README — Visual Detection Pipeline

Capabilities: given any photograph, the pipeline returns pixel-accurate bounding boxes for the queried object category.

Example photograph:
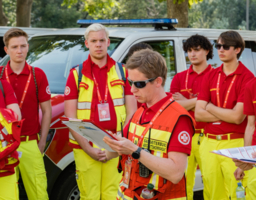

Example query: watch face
[132,152,139,159]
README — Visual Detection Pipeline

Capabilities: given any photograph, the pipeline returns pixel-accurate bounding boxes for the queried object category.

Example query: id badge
[122,159,132,188]
[98,103,111,121]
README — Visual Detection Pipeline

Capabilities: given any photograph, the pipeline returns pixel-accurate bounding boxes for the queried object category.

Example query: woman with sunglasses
[104,49,195,200]
[195,31,254,200]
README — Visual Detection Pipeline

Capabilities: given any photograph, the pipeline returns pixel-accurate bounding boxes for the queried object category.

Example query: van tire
[50,164,80,200]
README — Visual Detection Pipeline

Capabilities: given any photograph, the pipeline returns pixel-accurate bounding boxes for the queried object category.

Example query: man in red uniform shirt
[64,23,137,200]
[2,28,52,200]
[170,34,213,200]
[233,78,256,199]
[104,49,195,200]
[195,31,254,200]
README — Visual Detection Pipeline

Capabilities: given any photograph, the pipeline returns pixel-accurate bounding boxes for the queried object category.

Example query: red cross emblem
[65,86,70,96]
[46,86,51,95]
[178,131,190,145]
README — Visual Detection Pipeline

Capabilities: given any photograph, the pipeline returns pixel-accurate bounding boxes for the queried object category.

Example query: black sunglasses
[128,77,157,89]
[215,43,232,50]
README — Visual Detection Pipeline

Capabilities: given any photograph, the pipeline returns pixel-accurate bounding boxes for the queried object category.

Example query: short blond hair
[84,23,109,40]
[3,28,28,47]
[126,49,167,87]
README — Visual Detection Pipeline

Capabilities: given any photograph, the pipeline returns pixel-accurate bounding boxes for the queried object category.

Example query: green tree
[31,0,84,28]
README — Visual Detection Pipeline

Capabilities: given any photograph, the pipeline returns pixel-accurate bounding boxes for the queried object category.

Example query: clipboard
[60,117,117,152]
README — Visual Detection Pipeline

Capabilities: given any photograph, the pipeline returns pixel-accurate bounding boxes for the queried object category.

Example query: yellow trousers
[246,167,256,200]
[16,139,48,200]
[200,136,248,200]
[0,173,18,200]
[74,148,121,200]
[186,133,206,200]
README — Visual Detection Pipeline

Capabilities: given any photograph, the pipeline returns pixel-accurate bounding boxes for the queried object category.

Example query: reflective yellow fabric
[200,137,248,200]
[16,140,48,200]
[0,172,18,200]
[73,148,121,200]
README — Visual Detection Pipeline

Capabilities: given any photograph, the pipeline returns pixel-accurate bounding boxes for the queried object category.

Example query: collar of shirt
[217,61,245,76]
[189,64,212,75]
[81,54,116,80]
[6,61,30,76]
[141,93,173,115]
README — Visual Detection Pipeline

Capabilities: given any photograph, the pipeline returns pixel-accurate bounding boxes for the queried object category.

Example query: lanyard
[132,97,173,147]
[5,65,32,109]
[216,73,237,108]
[92,73,108,103]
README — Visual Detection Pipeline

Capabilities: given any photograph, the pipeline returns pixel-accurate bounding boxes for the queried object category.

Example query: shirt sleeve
[167,115,194,155]
[197,71,211,102]
[244,81,254,115]
[1,80,18,106]
[237,72,254,103]
[36,68,51,103]
[124,68,132,96]
[64,69,79,100]
[170,74,180,93]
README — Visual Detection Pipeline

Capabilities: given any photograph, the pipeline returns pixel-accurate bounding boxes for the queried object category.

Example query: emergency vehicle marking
[65,86,71,95]
[178,131,190,145]
[46,86,51,95]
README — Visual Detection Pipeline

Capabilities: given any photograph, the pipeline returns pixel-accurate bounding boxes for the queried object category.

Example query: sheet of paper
[212,146,256,164]
[62,120,116,152]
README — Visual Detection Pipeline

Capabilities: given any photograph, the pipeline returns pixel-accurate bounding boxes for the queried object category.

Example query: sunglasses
[215,43,233,50]
[128,77,157,89]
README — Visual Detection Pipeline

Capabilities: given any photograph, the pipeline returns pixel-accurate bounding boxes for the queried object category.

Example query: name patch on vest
[134,137,167,153]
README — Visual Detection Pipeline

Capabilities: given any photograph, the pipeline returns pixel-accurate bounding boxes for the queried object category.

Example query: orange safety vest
[118,100,195,200]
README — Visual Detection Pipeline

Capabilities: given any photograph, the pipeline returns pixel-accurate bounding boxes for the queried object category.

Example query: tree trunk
[167,0,188,28]
[16,0,33,27]
[0,0,8,26]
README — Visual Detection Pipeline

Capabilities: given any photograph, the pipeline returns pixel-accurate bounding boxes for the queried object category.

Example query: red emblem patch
[65,86,70,96]
[178,131,190,145]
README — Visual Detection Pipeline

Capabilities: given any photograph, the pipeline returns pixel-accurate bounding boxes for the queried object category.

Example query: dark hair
[3,28,28,47]
[127,43,153,58]
[217,31,245,59]
[126,49,167,86]
[183,34,213,60]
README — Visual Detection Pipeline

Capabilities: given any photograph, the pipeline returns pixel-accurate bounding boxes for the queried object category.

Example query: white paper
[212,146,256,164]
[62,120,116,152]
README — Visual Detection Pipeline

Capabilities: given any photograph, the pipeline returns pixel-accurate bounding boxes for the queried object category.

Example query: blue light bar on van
[77,18,178,26]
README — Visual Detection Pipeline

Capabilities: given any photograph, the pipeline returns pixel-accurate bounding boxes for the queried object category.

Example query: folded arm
[195,100,220,122]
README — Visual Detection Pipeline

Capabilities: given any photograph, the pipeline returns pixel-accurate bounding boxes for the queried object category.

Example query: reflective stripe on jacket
[118,100,195,200]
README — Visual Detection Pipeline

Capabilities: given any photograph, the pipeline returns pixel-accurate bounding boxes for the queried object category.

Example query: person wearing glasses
[233,76,256,199]
[195,31,254,200]
[170,34,213,200]
[104,49,195,200]
[64,23,137,200]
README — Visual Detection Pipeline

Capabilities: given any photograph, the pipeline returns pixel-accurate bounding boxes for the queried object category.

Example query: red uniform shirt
[198,61,254,135]
[170,65,211,132]
[244,78,256,145]
[65,55,132,133]
[123,93,194,155]
[0,61,51,136]
[0,80,18,108]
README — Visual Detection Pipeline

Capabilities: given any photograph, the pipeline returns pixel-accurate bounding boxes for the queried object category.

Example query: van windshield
[0,35,123,94]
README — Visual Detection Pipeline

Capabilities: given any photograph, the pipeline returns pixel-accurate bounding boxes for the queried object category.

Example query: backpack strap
[116,62,126,82]
[0,81,5,99]
[72,63,83,89]
[0,66,5,79]
[31,67,39,103]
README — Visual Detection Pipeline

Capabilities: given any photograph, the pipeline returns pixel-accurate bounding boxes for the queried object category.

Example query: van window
[123,40,176,92]
[0,37,5,60]
[0,35,123,94]
[184,40,256,75]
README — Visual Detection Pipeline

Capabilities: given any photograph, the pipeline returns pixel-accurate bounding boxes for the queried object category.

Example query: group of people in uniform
[0,23,256,200]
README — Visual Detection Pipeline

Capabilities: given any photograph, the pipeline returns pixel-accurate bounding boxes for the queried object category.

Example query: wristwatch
[132,147,142,159]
